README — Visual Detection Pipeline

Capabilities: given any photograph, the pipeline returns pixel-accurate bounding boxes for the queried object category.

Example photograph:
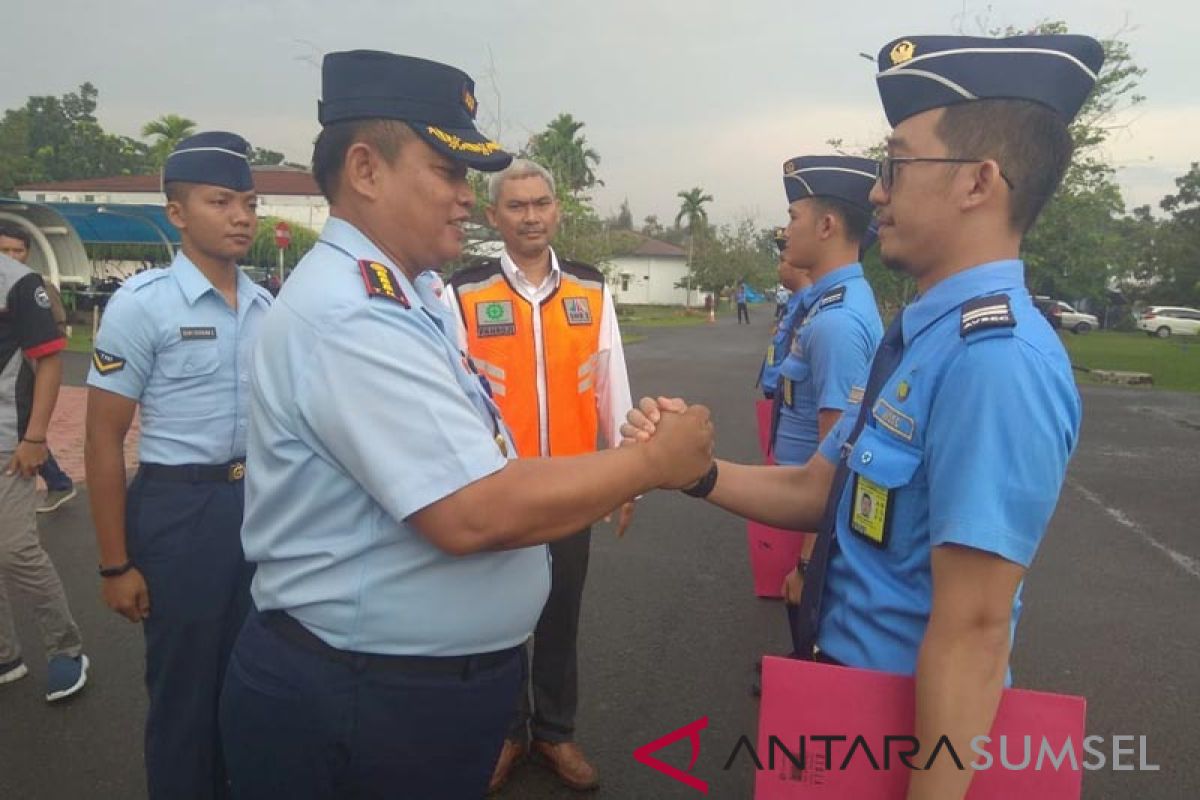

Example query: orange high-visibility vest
[450,259,606,458]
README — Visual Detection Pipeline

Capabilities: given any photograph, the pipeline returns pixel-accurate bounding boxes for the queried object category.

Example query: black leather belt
[260,610,518,678]
[140,460,246,483]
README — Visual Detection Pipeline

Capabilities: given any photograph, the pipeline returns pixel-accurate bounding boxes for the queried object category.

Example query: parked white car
[1136,306,1200,338]
[1054,301,1100,334]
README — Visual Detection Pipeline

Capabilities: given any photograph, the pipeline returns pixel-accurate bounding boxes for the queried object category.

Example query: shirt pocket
[847,424,923,489]
[158,341,220,379]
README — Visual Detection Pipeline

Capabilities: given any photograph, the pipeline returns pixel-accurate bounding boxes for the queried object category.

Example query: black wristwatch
[98,561,135,579]
[682,463,719,498]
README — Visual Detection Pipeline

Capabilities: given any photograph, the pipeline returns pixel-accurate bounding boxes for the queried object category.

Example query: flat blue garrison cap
[319,50,512,172]
[782,155,878,213]
[875,34,1105,127]
[163,131,254,192]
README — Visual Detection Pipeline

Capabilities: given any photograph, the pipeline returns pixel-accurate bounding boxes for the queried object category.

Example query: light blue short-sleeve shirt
[86,254,272,464]
[774,263,882,466]
[816,260,1081,676]
[759,291,807,398]
[242,217,550,656]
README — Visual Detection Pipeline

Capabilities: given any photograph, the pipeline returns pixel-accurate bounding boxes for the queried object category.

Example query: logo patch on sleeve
[817,286,846,310]
[563,297,593,325]
[960,294,1015,337]
[476,300,516,337]
[92,349,126,375]
[358,260,410,308]
[179,326,217,340]
[34,286,51,309]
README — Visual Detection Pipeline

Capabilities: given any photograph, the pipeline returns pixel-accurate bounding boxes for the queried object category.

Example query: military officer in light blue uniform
[218,50,714,800]
[756,228,808,401]
[772,155,883,469]
[85,131,270,800]
[624,32,1103,800]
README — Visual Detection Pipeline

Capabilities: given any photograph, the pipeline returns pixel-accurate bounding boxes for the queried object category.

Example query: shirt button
[184,361,193,371]
[861,451,873,464]
[238,420,247,427]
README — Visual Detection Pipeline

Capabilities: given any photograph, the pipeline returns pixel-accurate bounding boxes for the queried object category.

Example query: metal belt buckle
[228,461,246,482]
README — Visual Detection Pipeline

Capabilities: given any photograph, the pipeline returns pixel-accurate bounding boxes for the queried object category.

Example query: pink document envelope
[756,399,774,461]
[746,521,809,599]
[756,657,1086,799]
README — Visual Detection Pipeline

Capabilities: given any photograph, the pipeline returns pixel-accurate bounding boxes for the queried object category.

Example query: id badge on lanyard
[849,474,893,548]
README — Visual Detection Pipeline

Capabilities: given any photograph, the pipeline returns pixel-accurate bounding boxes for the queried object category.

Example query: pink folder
[746,521,810,599]
[756,399,774,462]
[756,657,1087,799]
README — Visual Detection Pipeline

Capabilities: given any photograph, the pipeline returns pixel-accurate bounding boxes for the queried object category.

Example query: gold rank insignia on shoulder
[495,434,508,457]
[897,381,910,401]
[890,40,916,66]
[92,349,126,374]
[357,259,410,308]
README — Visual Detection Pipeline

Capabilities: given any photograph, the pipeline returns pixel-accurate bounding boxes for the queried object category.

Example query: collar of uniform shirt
[499,247,561,304]
[169,250,270,313]
[808,261,864,300]
[899,259,1024,346]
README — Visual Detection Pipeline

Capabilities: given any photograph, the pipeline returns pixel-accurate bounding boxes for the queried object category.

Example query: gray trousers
[509,527,591,744]
[0,460,83,665]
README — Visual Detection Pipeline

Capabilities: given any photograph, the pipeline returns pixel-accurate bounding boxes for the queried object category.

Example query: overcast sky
[5,0,1197,228]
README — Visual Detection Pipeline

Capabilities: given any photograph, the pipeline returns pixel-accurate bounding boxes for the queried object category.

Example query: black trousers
[127,470,253,800]
[737,302,751,324]
[509,527,591,744]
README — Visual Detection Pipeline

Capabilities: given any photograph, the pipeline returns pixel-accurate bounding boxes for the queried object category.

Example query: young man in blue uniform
[626,33,1102,799]
[218,50,713,800]
[86,132,270,800]
[756,227,808,402]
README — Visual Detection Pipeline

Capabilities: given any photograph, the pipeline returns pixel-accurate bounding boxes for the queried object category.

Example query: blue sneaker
[0,657,28,685]
[46,654,89,702]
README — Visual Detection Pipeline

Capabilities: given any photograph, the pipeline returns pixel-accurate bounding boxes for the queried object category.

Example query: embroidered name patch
[476,300,515,337]
[92,349,126,375]
[563,297,592,325]
[873,398,916,441]
[817,286,847,310]
[960,294,1015,337]
[180,326,217,340]
[358,260,410,308]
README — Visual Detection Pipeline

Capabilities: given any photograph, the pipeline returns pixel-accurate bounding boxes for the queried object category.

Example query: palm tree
[675,188,714,306]
[142,114,197,169]
[527,113,602,196]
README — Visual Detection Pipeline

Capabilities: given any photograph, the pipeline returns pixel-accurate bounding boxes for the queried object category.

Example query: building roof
[628,238,687,258]
[19,167,322,197]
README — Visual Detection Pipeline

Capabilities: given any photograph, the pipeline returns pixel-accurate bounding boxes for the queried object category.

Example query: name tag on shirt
[180,326,217,340]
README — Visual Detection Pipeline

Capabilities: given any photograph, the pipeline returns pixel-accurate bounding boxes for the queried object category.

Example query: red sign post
[273,221,291,284]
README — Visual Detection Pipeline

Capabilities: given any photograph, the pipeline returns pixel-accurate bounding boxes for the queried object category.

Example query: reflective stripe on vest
[453,263,604,457]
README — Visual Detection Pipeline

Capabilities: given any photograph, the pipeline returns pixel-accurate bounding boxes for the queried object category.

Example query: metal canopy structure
[0,198,178,286]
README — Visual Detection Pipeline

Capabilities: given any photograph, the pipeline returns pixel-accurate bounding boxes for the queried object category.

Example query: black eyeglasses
[877,156,1015,192]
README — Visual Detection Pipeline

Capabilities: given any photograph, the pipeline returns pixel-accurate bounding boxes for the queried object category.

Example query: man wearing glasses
[625,33,1103,799]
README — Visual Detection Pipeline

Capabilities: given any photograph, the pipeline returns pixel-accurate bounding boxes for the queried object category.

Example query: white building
[17,166,329,231]
[606,239,692,306]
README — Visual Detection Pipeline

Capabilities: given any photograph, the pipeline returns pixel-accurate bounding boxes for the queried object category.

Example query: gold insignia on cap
[426,126,503,156]
[890,40,916,66]
[462,85,478,116]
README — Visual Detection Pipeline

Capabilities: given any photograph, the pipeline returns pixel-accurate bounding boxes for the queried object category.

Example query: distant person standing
[0,225,76,513]
[735,280,750,324]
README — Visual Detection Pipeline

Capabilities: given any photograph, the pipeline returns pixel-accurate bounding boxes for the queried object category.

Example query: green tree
[142,113,197,169]
[1149,163,1200,305]
[524,113,602,197]
[675,187,714,304]
[249,147,286,166]
[610,198,633,230]
[0,83,150,191]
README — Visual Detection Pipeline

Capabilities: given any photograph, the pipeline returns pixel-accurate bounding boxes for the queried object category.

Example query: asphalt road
[2,314,1198,799]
